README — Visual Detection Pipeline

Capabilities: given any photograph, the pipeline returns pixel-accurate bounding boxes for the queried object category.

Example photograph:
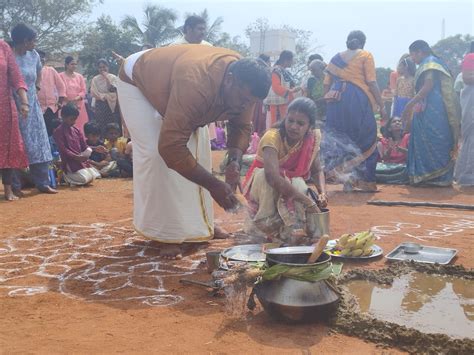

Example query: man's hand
[209,179,240,211]
[93,145,108,154]
[225,160,241,192]
[74,155,89,162]
[95,160,109,168]
[111,51,125,64]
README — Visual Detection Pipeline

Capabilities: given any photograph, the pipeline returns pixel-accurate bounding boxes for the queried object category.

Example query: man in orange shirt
[117,45,271,258]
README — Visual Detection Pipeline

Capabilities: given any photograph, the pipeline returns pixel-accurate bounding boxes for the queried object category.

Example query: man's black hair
[183,15,206,33]
[229,58,271,100]
[84,122,101,136]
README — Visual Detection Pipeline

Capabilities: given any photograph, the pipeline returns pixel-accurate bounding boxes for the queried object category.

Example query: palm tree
[121,4,178,47]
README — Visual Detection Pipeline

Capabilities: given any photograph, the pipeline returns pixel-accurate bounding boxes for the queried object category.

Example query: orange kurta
[119,45,254,174]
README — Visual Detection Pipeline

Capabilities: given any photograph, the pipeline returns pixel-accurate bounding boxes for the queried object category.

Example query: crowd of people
[0,23,132,201]
[251,32,473,193]
[1,16,473,258]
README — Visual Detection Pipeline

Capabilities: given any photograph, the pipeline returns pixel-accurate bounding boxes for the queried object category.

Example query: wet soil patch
[331,261,474,354]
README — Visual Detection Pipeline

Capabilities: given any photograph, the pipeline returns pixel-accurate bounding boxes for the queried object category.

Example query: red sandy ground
[0,151,472,354]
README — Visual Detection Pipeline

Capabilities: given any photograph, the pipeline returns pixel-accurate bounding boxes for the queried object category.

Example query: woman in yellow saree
[242,98,327,245]
[323,31,387,192]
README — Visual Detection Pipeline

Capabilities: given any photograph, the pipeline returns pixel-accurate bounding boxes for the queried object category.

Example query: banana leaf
[261,262,343,282]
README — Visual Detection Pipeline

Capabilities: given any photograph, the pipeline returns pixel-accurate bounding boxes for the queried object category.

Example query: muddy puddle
[331,262,474,354]
[346,272,474,339]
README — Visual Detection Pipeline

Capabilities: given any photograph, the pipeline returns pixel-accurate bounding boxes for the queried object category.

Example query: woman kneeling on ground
[242,97,327,245]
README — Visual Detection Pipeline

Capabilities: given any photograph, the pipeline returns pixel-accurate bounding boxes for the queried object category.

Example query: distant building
[249,29,296,59]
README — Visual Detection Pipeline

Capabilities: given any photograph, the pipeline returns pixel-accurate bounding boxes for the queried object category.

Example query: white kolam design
[0,219,205,307]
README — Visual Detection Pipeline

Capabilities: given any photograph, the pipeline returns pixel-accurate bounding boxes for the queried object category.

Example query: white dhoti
[64,167,101,186]
[117,78,214,244]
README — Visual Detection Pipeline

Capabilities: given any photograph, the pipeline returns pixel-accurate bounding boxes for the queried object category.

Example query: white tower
[249,29,296,59]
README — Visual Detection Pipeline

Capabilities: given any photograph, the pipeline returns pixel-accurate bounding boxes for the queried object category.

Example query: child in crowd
[84,122,119,177]
[104,123,133,177]
[52,103,102,186]
[375,117,410,185]
[393,55,416,129]
[124,140,133,173]
[211,121,227,150]
[378,117,410,164]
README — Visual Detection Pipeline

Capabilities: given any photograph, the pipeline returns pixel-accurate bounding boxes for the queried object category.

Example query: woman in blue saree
[323,31,387,192]
[402,40,460,186]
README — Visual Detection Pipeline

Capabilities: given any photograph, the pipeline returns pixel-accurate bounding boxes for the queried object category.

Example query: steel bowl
[403,242,423,254]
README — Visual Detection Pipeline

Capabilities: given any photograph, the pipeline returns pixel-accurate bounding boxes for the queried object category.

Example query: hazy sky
[92,0,473,68]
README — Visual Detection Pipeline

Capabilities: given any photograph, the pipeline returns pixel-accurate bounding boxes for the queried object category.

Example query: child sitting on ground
[84,122,119,177]
[104,123,133,177]
[377,117,410,164]
[53,103,103,186]
[375,117,410,185]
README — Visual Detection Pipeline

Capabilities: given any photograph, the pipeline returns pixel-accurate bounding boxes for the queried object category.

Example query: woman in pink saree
[59,56,88,134]
[242,98,327,245]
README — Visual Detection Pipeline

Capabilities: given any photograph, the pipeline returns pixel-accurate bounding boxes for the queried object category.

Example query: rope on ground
[367,200,474,211]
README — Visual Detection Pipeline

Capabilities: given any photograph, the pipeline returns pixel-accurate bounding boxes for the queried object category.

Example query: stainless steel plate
[221,244,266,262]
[385,243,457,265]
[324,240,383,260]
[265,246,315,255]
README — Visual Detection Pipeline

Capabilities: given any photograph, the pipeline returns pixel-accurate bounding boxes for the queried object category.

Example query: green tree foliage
[245,17,269,38]
[432,34,473,77]
[121,4,178,47]
[376,67,392,90]
[214,33,250,56]
[282,25,319,82]
[202,10,224,45]
[80,15,140,79]
[0,0,99,54]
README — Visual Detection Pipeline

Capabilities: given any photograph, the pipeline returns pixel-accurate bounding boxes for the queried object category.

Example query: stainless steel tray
[385,242,457,265]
